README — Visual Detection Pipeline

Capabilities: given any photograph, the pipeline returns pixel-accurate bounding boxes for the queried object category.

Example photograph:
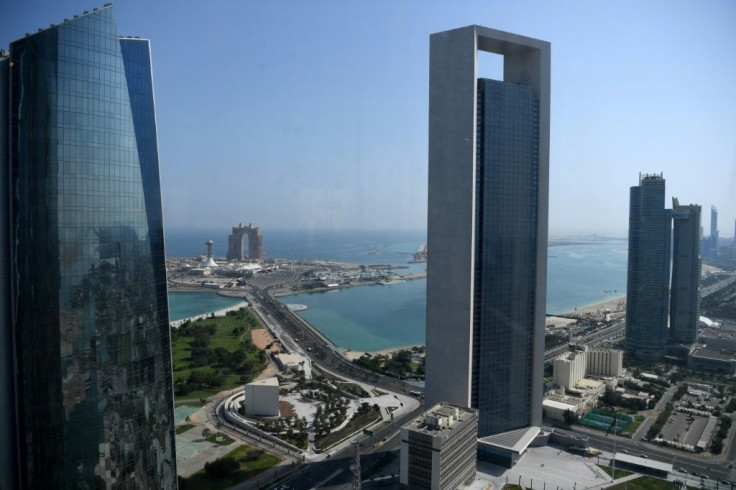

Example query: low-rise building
[400,403,478,490]
[542,399,579,423]
[244,377,280,417]
[274,353,302,371]
[688,328,736,375]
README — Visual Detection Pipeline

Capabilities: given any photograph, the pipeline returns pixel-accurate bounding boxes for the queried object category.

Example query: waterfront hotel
[425,26,550,465]
[0,6,177,488]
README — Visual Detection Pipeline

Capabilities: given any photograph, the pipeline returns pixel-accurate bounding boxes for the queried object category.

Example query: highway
[205,285,426,488]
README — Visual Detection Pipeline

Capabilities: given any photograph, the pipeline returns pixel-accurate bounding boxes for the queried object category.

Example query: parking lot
[659,411,710,447]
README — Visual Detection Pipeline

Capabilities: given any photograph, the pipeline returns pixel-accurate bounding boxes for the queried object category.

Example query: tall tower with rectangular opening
[425,25,550,449]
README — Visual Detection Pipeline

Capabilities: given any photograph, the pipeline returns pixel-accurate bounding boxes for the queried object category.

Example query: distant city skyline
[2,1,734,236]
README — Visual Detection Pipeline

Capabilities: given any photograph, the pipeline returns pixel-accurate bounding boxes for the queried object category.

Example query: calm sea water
[168,292,244,322]
[166,229,628,350]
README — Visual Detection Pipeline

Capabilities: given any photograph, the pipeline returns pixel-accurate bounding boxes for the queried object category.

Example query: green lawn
[176,424,196,435]
[620,415,645,437]
[172,308,266,400]
[596,464,634,479]
[206,432,235,445]
[178,445,281,490]
[605,476,683,490]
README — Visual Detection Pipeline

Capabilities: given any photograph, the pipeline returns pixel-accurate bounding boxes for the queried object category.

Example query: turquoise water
[284,280,426,352]
[168,292,244,321]
[277,240,628,351]
[165,231,628,351]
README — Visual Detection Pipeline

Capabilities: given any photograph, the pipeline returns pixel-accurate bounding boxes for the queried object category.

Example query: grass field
[172,308,266,400]
[176,424,196,435]
[596,464,634,479]
[178,444,281,490]
[605,476,686,490]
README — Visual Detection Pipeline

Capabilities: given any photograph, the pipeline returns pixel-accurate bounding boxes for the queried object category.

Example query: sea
[166,229,628,351]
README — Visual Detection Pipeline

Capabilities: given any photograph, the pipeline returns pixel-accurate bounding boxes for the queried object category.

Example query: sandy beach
[552,295,626,319]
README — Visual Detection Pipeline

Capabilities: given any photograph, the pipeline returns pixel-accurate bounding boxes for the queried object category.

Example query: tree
[563,409,579,426]
[204,456,238,478]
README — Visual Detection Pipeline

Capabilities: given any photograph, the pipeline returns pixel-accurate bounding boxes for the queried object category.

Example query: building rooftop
[613,453,672,473]
[246,377,278,387]
[478,426,540,454]
[403,403,478,441]
[542,399,578,411]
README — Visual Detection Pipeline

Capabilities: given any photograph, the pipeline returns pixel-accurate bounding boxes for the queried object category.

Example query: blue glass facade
[3,6,176,488]
[625,174,672,360]
[472,79,540,436]
[670,202,701,344]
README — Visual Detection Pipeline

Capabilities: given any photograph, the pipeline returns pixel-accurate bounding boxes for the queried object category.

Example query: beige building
[587,349,623,377]
[542,399,580,423]
[400,403,478,489]
[553,348,623,390]
[553,351,586,390]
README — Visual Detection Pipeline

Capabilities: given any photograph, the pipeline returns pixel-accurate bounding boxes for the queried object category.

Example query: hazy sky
[3,1,735,237]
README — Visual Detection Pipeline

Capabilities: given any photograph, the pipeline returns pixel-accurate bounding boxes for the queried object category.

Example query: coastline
[169,300,249,327]
[552,295,626,318]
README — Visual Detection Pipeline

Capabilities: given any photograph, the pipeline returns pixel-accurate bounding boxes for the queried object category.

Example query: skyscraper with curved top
[0,6,176,488]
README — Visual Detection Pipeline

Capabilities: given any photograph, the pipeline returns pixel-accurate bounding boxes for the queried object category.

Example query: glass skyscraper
[0,6,176,488]
[625,173,672,361]
[670,199,701,344]
[425,26,549,464]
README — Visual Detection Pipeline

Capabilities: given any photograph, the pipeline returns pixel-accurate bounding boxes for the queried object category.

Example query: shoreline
[169,300,249,327]
[551,295,626,318]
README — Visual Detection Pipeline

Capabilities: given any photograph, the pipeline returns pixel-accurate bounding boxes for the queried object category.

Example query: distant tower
[709,205,719,257]
[227,222,265,261]
[625,173,672,361]
[204,240,217,268]
[670,199,701,344]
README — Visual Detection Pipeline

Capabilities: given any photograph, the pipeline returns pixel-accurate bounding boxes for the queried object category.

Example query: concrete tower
[425,25,550,462]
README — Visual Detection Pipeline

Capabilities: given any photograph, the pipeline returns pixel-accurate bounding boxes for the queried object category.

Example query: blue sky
[3,0,735,237]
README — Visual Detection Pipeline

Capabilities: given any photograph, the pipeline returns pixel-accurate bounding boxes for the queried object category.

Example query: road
[203,285,426,488]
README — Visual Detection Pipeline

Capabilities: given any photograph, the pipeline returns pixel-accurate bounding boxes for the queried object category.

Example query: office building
[625,173,672,361]
[670,199,701,344]
[425,25,550,461]
[400,403,478,490]
[0,6,176,488]
[711,206,718,243]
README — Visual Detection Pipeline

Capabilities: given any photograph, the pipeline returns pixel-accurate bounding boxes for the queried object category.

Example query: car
[679,468,687,474]
[640,454,648,459]
[702,475,710,480]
